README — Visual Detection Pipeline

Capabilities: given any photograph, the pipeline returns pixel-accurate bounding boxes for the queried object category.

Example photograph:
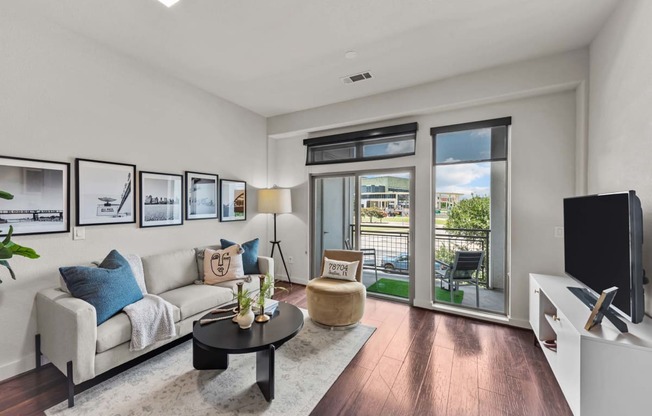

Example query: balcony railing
[349,223,490,286]
[434,228,490,286]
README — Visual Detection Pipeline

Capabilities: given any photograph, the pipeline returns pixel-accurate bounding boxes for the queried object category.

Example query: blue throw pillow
[59,250,144,325]
[221,238,260,275]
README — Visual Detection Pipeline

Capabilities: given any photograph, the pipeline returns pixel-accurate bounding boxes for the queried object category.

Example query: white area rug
[46,312,374,416]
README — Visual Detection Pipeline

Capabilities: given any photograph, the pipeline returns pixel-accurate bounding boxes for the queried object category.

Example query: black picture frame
[220,179,246,222]
[139,171,184,228]
[0,155,70,236]
[75,158,136,226]
[185,171,218,220]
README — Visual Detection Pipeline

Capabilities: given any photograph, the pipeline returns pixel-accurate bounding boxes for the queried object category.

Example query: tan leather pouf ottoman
[306,277,366,328]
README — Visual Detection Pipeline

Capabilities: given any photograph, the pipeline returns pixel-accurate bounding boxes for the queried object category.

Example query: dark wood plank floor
[0,283,572,416]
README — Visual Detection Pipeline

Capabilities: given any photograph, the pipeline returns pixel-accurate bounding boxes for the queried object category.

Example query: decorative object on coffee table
[258,187,293,284]
[76,159,136,226]
[255,274,271,323]
[220,179,246,222]
[233,285,255,329]
[237,303,255,329]
[233,281,244,323]
[139,171,183,228]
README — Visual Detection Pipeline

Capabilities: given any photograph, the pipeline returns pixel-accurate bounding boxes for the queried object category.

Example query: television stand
[529,273,652,415]
[567,286,628,333]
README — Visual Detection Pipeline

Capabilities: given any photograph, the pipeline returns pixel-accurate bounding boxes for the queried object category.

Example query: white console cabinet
[529,274,652,416]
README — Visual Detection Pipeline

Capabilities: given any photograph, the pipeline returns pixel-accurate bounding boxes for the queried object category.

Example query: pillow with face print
[203,244,245,285]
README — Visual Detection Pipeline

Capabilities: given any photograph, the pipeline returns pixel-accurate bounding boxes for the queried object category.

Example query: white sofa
[35,245,273,407]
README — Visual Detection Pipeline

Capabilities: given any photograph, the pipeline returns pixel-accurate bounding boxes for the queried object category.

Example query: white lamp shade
[258,188,292,214]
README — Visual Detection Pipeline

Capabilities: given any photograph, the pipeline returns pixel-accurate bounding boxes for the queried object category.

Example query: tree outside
[361,206,387,223]
[436,195,490,283]
[446,195,490,232]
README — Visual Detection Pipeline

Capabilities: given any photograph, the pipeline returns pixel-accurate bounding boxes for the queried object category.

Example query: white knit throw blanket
[123,294,177,351]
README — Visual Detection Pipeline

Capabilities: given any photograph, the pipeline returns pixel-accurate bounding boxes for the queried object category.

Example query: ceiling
[13,0,618,117]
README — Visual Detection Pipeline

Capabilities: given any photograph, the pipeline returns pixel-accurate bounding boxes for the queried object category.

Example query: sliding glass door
[312,170,414,302]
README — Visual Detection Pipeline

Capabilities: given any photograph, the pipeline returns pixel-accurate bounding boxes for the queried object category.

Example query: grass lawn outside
[367,278,464,304]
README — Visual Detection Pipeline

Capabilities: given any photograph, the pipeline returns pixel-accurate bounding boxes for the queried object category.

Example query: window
[431,117,511,314]
[304,123,417,165]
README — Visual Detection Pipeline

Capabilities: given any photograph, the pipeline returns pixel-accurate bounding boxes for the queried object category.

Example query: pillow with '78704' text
[322,257,359,281]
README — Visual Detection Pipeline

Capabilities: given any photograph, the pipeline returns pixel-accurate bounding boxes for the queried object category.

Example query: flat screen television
[563,191,645,323]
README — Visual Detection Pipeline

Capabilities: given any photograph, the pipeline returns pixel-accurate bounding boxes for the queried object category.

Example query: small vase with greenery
[233,288,255,329]
[0,191,40,283]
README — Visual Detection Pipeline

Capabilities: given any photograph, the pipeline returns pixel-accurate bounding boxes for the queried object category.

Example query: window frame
[304,122,418,166]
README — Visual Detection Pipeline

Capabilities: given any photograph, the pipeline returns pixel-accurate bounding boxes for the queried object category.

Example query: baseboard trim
[276,276,308,285]
[0,354,37,383]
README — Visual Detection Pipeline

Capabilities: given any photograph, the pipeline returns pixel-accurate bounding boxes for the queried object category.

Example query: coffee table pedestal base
[193,339,276,402]
[193,339,229,369]
[256,345,275,401]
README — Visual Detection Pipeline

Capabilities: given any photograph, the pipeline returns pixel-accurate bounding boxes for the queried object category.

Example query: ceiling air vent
[341,71,373,85]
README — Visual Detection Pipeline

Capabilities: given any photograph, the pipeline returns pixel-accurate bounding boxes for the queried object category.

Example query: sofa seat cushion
[159,285,232,321]
[96,305,181,353]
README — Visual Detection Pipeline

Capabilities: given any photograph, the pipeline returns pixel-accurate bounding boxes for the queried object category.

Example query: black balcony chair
[440,251,484,308]
[345,239,378,283]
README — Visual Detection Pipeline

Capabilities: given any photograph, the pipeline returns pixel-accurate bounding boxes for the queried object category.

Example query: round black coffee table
[192,302,304,402]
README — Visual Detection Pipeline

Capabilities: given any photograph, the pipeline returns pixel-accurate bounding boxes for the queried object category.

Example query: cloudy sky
[435,128,494,198]
[359,127,504,198]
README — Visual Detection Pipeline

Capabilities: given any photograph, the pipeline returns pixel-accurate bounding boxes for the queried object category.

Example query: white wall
[268,49,588,138]
[0,11,268,380]
[589,0,652,316]
[269,87,579,327]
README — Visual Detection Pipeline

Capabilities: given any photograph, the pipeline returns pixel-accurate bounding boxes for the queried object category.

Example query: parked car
[381,253,448,277]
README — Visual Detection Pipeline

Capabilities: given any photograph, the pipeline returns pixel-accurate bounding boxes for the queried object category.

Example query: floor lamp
[258,188,292,285]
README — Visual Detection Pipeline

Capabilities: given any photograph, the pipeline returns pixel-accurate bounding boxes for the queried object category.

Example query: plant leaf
[2,225,14,245]
[10,244,40,259]
[0,260,16,281]
[0,190,14,200]
[0,245,13,260]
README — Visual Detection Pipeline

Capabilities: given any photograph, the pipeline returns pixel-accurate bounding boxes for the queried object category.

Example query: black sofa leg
[35,334,41,369]
[67,361,75,408]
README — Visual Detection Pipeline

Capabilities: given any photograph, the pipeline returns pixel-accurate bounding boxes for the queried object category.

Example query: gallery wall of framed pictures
[0,154,248,235]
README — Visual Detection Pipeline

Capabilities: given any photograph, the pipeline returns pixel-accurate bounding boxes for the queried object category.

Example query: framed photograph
[139,171,183,228]
[76,159,136,226]
[584,286,619,331]
[185,171,218,220]
[0,156,70,236]
[220,179,246,222]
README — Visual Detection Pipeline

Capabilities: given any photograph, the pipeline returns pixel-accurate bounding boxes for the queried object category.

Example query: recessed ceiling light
[157,0,181,7]
[345,50,358,59]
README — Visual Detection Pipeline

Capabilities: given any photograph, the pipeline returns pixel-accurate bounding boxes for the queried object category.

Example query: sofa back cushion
[141,248,198,295]
[194,244,220,281]
[203,245,245,285]
[221,238,260,275]
[59,250,144,325]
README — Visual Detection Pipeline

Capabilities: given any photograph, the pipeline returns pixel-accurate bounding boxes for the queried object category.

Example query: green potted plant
[233,288,255,329]
[0,191,40,283]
